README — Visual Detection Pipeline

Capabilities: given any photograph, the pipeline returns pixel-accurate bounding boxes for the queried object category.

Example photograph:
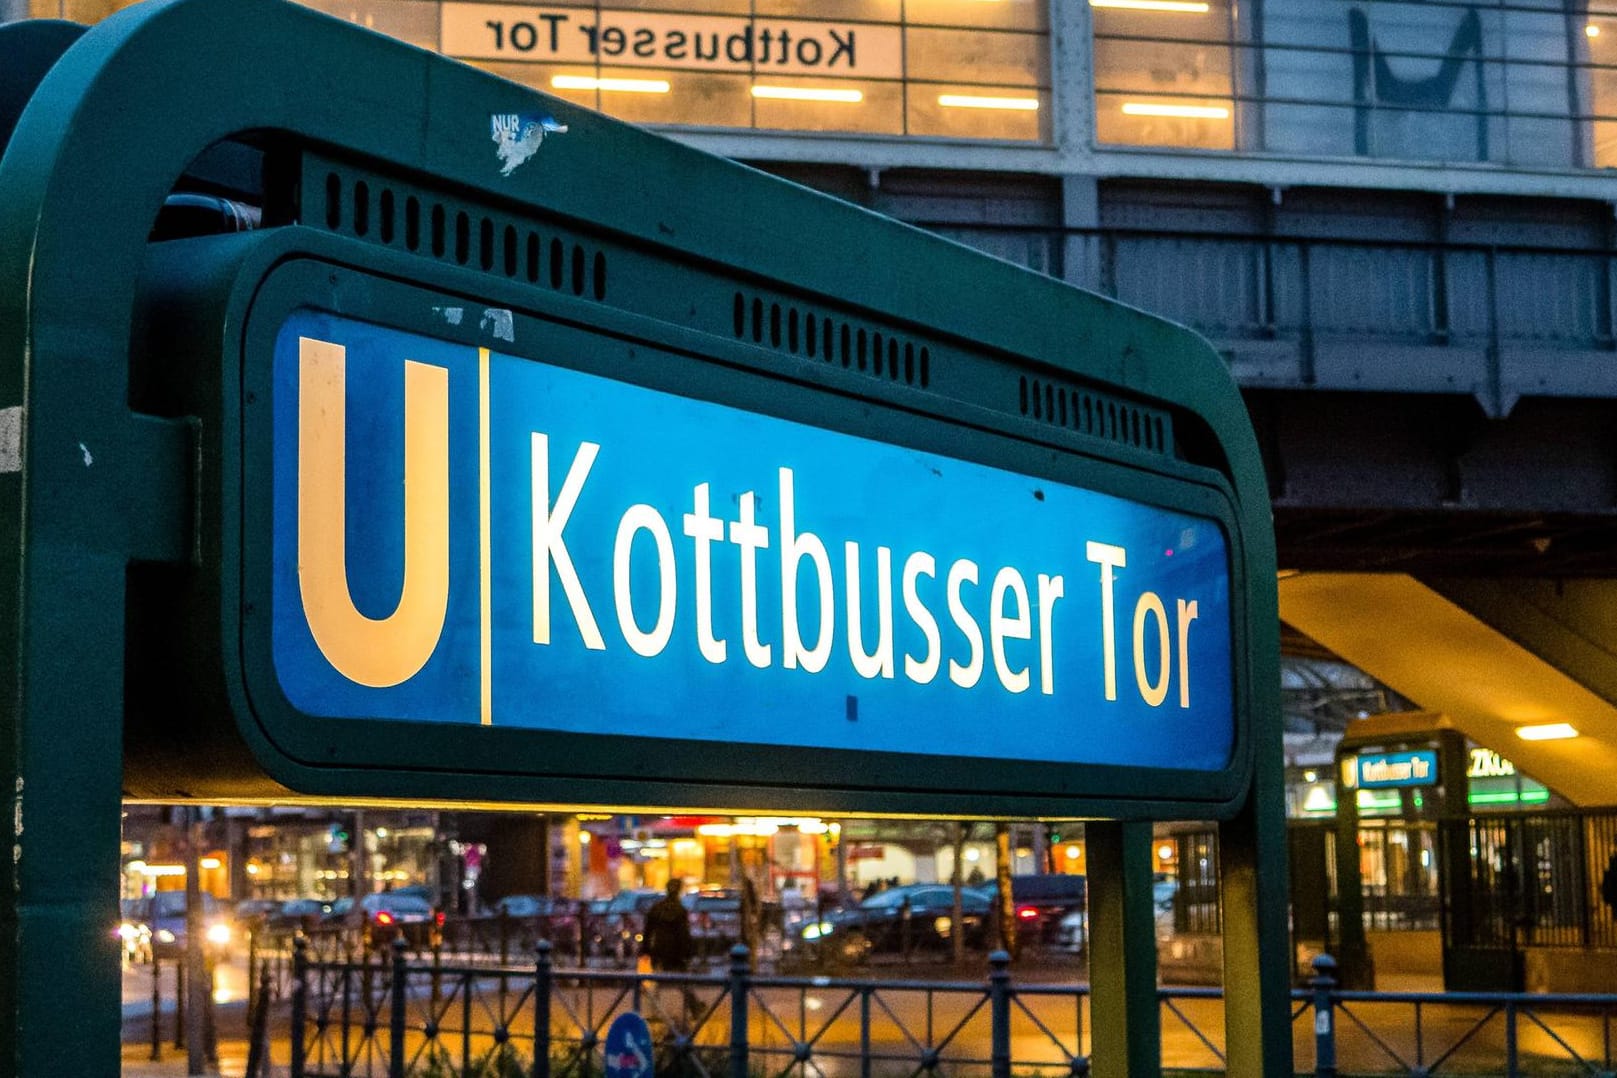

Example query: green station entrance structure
[0,1,1287,1073]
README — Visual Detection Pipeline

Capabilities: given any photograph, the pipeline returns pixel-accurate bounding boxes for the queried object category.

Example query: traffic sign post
[603,1011,655,1078]
[0,1,1289,1073]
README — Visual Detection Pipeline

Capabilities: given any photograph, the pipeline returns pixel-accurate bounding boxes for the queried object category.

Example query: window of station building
[438,0,1049,142]
[1090,0,1238,152]
[1092,0,1617,171]
[1590,10,1617,166]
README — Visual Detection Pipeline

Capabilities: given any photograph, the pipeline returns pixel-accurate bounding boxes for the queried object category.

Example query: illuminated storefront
[1285,729,1571,945]
[578,816,833,896]
[1290,743,1558,822]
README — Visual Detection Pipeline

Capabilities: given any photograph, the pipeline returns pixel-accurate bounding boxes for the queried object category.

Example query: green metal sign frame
[0,0,1291,1073]
[133,232,1252,817]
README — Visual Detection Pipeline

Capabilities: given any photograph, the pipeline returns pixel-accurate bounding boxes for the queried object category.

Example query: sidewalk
[120,1038,262,1078]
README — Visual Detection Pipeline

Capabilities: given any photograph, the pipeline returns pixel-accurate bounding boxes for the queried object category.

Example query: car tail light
[1016,906,1039,921]
[376,911,394,926]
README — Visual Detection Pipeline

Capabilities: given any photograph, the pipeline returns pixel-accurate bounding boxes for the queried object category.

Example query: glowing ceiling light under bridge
[1121,102,1230,119]
[1092,0,1211,11]
[551,75,670,94]
[1515,722,1579,741]
[938,94,1039,111]
[752,85,864,103]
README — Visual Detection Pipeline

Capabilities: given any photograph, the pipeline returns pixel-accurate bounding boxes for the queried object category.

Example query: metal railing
[926,221,1617,416]
[273,940,1617,1078]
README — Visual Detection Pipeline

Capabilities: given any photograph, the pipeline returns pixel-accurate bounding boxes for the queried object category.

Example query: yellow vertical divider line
[480,347,493,725]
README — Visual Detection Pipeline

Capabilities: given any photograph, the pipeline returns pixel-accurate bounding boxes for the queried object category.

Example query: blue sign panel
[1357,751,1439,789]
[603,1012,654,1078]
[270,311,1235,770]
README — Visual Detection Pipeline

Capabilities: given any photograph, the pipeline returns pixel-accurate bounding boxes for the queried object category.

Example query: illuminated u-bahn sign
[272,311,1234,771]
[1352,750,1439,789]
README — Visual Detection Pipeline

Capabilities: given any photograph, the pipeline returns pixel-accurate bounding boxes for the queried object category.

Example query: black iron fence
[261,939,1617,1078]
[1448,809,1617,953]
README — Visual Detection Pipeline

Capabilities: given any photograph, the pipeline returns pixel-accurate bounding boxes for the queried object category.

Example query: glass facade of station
[22,0,1617,167]
[311,0,1617,167]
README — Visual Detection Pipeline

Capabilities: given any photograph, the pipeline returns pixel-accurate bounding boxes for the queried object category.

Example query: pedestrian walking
[641,879,698,1029]
[643,879,694,972]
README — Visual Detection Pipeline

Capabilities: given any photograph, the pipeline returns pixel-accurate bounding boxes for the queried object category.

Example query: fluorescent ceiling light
[1515,722,1579,741]
[938,94,1040,111]
[752,85,864,103]
[551,75,670,94]
[1470,789,1551,805]
[1121,102,1230,119]
[1092,0,1211,11]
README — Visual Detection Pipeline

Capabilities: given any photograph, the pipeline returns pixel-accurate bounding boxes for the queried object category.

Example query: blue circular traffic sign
[603,1011,654,1078]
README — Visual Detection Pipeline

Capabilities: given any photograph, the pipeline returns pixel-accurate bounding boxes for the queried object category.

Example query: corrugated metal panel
[1111,235,1262,335]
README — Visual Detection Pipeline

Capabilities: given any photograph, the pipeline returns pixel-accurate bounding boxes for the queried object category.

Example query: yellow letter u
[297,336,451,687]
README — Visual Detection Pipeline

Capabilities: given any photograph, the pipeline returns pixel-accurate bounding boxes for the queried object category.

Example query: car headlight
[155,929,176,944]
[118,922,139,941]
[800,921,835,941]
[206,923,232,946]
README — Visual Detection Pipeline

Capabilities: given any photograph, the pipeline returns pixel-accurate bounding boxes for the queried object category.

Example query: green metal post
[1220,782,1298,1074]
[0,13,192,1074]
[0,23,100,1078]
[988,950,1012,1078]
[729,944,750,1078]
[1086,821,1160,1078]
[1217,491,1292,1072]
[1332,746,1372,989]
[1437,727,1477,991]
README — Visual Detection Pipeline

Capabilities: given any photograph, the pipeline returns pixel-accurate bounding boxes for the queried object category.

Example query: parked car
[1056,907,1084,953]
[972,874,1088,945]
[268,897,332,934]
[233,898,281,933]
[588,888,663,963]
[1151,877,1179,936]
[494,894,572,918]
[357,891,443,950]
[800,884,990,963]
[145,891,233,961]
[1057,877,1176,954]
[684,888,742,956]
[117,898,152,964]
[483,894,583,953]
